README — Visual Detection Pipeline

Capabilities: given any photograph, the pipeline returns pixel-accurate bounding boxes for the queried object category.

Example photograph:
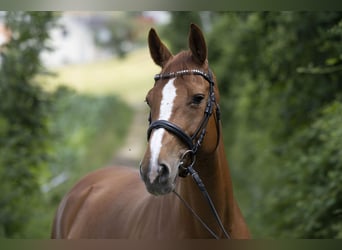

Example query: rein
[147,69,230,239]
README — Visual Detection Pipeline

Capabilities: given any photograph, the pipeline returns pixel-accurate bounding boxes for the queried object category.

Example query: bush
[23,87,132,238]
[267,101,342,238]
[0,12,56,237]
[0,12,133,238]
[206,12,342,238]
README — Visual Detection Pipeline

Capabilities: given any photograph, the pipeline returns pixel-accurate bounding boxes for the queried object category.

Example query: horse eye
[192,94,205,105]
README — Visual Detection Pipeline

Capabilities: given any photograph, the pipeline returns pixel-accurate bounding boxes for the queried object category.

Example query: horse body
[52,166,183,238]
[51,24,250,239]
[52,148,248,238]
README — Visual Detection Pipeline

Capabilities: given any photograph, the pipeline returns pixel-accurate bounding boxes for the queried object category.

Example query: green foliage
[206,12,342,238]
[47,87,132,195]
[267,101,342,238]
[160,12,202,52]
[0,12,133,238]
[0,12,56,237]
[23,87,132,238]
[92,12,151,58]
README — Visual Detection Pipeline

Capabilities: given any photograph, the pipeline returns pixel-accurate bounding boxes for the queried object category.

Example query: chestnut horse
[51,24,250,239]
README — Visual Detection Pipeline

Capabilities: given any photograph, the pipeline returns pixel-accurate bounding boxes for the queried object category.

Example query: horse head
[140,24,221,196]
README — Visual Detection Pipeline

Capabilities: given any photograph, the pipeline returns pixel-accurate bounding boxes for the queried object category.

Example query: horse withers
[51,24,250,239]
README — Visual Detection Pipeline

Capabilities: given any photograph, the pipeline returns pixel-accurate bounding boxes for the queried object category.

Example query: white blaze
[149,79,177,182]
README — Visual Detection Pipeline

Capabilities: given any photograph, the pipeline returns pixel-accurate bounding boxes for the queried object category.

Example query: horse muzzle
[140,161,178,196]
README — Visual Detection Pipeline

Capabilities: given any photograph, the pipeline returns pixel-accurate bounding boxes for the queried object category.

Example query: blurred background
[0,11,341,238]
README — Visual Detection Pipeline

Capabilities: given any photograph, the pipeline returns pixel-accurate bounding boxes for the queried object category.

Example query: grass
[41,48,160,106]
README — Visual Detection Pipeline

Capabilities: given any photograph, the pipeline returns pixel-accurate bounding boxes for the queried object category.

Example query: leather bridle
[147,69,221,177]
[146,69,230,239]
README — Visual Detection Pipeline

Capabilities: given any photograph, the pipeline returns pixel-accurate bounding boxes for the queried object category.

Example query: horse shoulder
[52,166,144,238]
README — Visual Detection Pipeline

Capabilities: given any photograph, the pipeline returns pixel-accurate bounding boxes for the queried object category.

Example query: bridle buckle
[178,150,196,177]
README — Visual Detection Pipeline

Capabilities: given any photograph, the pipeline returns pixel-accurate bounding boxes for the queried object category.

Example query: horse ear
[189,23,207,65]
[148,28,172,67]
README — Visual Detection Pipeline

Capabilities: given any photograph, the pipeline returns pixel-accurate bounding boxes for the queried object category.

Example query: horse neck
[177,135,235,236]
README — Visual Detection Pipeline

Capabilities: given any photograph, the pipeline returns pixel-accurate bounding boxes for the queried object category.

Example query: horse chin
[146,173,178,196]
[147,184,174,196]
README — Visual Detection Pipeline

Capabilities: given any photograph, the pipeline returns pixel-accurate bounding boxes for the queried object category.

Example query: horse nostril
[157,163,170,184]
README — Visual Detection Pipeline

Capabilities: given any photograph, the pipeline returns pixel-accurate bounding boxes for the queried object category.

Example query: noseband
[147,69,221,176]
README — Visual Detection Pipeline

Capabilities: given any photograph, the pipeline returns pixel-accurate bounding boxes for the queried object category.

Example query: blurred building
[0,11,170,68]
[41,12,114,68]
[40,12,169,68]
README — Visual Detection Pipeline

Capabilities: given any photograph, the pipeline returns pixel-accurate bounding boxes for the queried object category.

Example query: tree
[160,12,202,53]
[207,12,342,238]
[0,11,56,237]
[92,12,150,58]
